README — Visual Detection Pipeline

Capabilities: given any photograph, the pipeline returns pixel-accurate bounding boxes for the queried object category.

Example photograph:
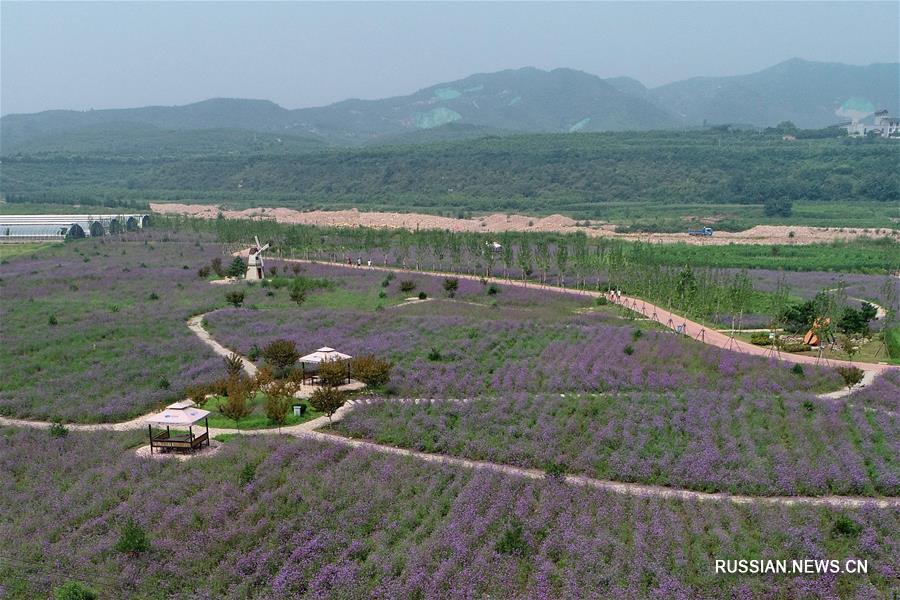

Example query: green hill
[3,121,325,158]
[651,58,900,128]
[3,130,897,226]
[3,60,897,151]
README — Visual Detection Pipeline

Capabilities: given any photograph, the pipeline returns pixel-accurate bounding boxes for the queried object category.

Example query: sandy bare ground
[151,202,897,246]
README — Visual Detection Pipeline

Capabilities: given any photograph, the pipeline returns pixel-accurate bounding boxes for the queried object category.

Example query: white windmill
[246,236,270,280]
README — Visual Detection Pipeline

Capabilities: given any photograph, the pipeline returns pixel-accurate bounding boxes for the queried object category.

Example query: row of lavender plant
[205,307,843,398]
[0,234,228,421]
[0,233,584,421]
[336,391,898,497]
[0,428,896,598]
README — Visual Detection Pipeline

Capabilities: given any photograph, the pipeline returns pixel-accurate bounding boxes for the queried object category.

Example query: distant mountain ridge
[2,59,898,151]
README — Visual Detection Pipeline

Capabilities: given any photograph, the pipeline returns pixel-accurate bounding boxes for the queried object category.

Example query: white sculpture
[246,236,270,280]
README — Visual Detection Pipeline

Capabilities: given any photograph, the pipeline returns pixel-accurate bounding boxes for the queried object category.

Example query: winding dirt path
[268,258,898,378]
[187,314,258,376]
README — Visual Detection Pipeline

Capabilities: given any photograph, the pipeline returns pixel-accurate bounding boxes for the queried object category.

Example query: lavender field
[335,392,899,496]
[205,305,843,398]
[1,236,583,421]
[0,234,226,421]
[1,428,897,599]
[2,230,897,600]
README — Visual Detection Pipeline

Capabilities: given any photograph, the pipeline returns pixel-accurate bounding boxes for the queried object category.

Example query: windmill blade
[254,235,262,249]
[259,243,271,252]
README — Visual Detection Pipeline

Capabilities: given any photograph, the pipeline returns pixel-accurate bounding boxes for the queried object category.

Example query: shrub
[780,342,811,353]
[211,257,224,277]
[262,339,299,373]
[185,384,209,407]
[443,277,459,295]
[53,582,98,600]
[632,329,643,340]
[750,332,772,346]
[308,386,347,419]
[115,518,150,555]
[48,314,58,325]
[198,265,211,278]
[378,290,386,299]
[207,377,229,397]
[289,283,307,307]
[223,353,244,377]
[351,355,392,387]
[226,256,246,278]
[545,462,567,479]
[148,292,159,300]
[495,519,528,556]
[399,280,416,292]
[428,348,442,361]
[791,364,805,377]
[224,290,245,307]
[239,463,256,486]
[832,515,863,538]
[319,359,349,387]
[49,421,68,438]
[381,277,391,288]
[248,344,261,362]
[836,366,865,391]
[623,345,634,355]
[418,291,427,300]
[487,283,500,295]
[595,296,607,306]
[158,377,170,390]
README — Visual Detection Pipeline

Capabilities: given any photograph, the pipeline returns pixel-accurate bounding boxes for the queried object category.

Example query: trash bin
[292,404,307,416]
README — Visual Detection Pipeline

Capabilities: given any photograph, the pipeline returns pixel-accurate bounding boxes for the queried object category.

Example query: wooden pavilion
[147,401,211,454]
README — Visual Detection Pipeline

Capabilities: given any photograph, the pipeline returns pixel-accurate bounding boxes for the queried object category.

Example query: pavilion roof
[147,404,210,426]
[299,347,352,363]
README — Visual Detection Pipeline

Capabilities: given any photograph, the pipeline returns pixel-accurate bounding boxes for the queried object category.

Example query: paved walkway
[276,258,897,377]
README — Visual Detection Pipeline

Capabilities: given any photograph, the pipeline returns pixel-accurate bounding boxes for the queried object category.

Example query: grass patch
[203,392,322,430]
[0,242,58,259]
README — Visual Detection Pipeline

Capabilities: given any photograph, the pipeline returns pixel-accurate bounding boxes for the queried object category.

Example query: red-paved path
[270,256,897,375]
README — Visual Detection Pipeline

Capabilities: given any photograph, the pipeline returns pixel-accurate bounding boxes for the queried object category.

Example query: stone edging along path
[2,304,897,509]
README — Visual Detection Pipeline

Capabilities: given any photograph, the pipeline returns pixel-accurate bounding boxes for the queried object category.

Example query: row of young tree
[162,216,897,333]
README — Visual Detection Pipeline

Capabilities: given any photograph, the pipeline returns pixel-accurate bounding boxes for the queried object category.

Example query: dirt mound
[151,203,897,246]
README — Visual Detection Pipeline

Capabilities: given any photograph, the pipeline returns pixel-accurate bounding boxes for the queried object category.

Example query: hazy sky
[2,1,898,115]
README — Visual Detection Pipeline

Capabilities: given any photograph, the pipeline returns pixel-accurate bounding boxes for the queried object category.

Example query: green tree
[308,386,347,420]
[226,256,247,278]
[220,376,253,429]
[223,352,244,377]
[264,380,292,426]
[262,339,299,373]
[289,282,307,306]
[224,290,245,307]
